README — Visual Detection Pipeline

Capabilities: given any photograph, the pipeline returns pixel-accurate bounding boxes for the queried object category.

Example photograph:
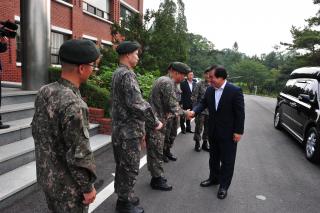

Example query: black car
[274,67,320,163]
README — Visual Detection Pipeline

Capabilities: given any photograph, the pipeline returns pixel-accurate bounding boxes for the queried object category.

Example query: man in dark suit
[180,71,197,133]
[188,66,245,199]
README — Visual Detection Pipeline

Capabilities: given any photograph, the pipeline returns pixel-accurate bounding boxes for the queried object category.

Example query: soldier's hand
[83,187,96,205]
[155,121,163,130]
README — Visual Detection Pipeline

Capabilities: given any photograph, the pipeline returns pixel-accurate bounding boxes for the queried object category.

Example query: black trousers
[209,136,237,190]
[180,115,191,131]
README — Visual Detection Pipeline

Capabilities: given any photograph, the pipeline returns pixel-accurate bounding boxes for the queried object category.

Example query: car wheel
[305,127,320,163]
[274,109,282,130]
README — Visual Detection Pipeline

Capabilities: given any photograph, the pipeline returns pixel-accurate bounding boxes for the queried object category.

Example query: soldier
[146,62,191,191]
[191,65,216,152]
[32,39,100,213]
[163,79,182,162]
[111,41,163,213]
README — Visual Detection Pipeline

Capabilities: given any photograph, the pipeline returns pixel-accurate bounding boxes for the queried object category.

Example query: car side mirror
[298,94,311,103]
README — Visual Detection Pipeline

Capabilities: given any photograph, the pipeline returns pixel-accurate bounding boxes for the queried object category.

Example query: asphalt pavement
[3,95,320,213]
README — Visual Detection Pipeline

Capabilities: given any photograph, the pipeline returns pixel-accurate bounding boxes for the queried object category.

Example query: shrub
[48,66,62,82]
[80,82,110,117]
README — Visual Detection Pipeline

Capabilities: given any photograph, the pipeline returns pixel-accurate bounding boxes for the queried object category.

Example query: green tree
[231,59,269,93]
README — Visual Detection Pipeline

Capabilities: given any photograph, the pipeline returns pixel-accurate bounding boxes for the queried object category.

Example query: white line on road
[89,122,186,212]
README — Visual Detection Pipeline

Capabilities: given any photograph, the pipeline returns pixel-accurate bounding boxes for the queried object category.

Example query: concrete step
[1,89,37,106]
[0,117,100,146]
[0,137,34,175]
[0,134,111,209]
[0,102,35,122]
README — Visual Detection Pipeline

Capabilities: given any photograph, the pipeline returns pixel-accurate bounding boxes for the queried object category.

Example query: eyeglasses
[86,63,98,69]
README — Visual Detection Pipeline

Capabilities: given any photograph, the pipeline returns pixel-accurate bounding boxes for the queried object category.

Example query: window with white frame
[51,32,70,64]
[83,0,110,20]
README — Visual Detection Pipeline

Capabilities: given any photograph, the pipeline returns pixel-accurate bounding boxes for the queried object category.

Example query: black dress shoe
[181,129,186,134]
[200,179,219,187]
[150,177,173,191]
[201,141,210,152]
[217,187,228,199]
[186,129,194,133]
[116,199,144,213]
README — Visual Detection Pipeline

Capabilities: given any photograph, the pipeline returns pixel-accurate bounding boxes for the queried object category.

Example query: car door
[279,79,298,130]
[291,79,318,137]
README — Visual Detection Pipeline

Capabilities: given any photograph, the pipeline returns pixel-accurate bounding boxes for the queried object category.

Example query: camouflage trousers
[146,128,166,178]
[193,114,209,142]
[164,116,179,150]
[112,137,141,201]
[45,192,88,213]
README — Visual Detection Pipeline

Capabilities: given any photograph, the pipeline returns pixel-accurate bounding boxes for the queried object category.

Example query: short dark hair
[204,64,217,73]
[214,67,228,79]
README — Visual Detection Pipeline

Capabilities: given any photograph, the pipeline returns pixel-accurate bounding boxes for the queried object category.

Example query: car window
[282,79,296,96]
[290,80,307,98]
[304,80,318,104]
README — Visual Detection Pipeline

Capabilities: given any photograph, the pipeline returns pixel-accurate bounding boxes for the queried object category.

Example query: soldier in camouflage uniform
[32,39,100,213]
[111,41,163,213]
[191,65,216,152]
[163,82,182,162]
[146,62,191,191]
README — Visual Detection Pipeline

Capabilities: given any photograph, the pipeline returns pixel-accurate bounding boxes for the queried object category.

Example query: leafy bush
[48,66,62,82]
[48,66,111,117]
[137,72,157,99]
[99,47,118,68]
[80,82,110,117]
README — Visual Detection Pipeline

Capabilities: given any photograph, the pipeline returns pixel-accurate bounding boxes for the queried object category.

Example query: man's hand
[185,110,195,120]
[155,121,163,130]
[233,133,242,143]
[83,187,96,205]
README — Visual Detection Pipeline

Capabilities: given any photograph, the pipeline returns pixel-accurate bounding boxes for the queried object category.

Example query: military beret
[116,41,141,55]
[169,62,191,74]
[59,39,100,64]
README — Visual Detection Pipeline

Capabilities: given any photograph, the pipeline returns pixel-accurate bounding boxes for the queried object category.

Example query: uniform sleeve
[191,83,200,106]
[123,72,159,129]
[193,87,209,115]
[61,102,97,193]
[161,82,180,117]
[233,87,245,134]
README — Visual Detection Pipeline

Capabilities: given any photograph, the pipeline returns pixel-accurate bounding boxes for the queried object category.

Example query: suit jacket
[180,79,197,110]
[193,82,245,141]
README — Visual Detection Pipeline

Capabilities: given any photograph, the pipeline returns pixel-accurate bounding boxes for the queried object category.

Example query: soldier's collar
[58,78,81,96]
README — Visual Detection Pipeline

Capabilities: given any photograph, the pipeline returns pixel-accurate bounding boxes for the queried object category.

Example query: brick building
[0,0,143,82]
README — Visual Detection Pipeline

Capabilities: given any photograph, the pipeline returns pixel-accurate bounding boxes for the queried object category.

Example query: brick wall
[0,0,142,83]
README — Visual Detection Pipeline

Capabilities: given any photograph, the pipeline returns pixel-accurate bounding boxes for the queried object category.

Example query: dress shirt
[214,80,227,110]
[188,80,193,92]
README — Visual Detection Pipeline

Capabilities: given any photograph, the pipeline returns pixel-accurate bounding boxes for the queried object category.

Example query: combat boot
[116,199,144,213]
[165,148,177,161]
[194,140,201,152]
[163,154,169,163]
[201,140,210,152]
[150,177,173,191]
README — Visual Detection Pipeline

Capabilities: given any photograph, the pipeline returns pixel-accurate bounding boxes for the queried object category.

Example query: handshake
[185,109,195,120]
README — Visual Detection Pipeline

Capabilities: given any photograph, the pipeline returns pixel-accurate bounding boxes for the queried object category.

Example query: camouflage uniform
[111,64,159,201]
[191,80,210,142]
[32,79,96,213]
[146,76,183,177]
[164,83,181,150]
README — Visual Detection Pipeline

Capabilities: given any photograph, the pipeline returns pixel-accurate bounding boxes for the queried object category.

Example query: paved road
[3,95,320,213]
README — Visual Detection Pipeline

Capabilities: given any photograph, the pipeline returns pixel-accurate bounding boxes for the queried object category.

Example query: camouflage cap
[116,41,141,55]
[169,62,191,74]
[59,39,100,64]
